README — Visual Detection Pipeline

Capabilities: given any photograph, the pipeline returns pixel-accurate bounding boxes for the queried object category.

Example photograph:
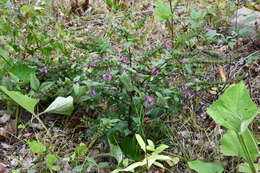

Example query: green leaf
[39,82,54,92]
[135,134,146,152]
[120,136,142,161]
[120,72,133,92]
[188,160,224,173]
[153,0,177,21]
[44,96,74,115]
[207,81,260,133]
[75,143,87,157]
[220,129,259,161]
[0,45,9,58]
[108,137,123,164]
[9,63,35,84]
[45,154,60,171]
[27,140,46,154]
[154,144,169,154]
[146,139,155,151]
[0,86,39,114]
[238,163,260,173]
[30,73,40,91]
[112,159,147,173]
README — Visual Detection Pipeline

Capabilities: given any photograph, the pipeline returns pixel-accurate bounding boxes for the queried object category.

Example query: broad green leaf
[146,139,155,151]
[238,163,260,173]
[108,137,123,164]
[0,86,39,114]
[153,0,178,21]
[9,63,35,84]
[120,136,142,161]
[39,82,54,92]
[30,73,40,91]
[27,140,46,154]
[75,143,87,157]
[0,45,8,58]
[220,129,258,161]
[153,161,164,168]
[154,144,169,154]
[207,81,260,133]
[44,96,74,115]
[188,160,224,173]
[147,157,156,169]
[135,134,146,152]
[122,159,146,172]
[148,154,172,161]
[45,154,60,171]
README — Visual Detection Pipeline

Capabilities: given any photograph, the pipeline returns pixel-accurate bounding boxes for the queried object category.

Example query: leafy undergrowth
[0,0,259,172]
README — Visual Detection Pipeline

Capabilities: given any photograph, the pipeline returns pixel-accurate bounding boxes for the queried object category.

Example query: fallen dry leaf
[0,120,17,141]
[0,163,6,173]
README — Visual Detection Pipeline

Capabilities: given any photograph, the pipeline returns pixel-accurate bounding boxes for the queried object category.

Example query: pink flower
[207,27,212,32]
[178,59,186,64]
[182,106,189,110]
[185,93,193,99]
[39,67,48,74]
[150,67,159,75]
[103,73,112,80]
[118,54,128,64]
[89,89,96,95]
[145,96,155,105]
[163,42,171,49]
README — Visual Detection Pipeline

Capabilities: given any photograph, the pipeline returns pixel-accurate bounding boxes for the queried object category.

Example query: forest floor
[0,0,259,173]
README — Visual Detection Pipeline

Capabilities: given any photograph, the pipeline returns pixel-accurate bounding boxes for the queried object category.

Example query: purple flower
[39,66,48,74]
[88,63,97,67]
[178,59,186,64]
[145,96,155,105]
[207,26,212,32]
[185,93,193,99]
[103,73,112,80]
[182,106,189,110]
[89,89,96,95]
[150,67,159,75]
[118,54,128,64]
[163,42,171,49]
[181,85,189,91]
[149,13,155,17]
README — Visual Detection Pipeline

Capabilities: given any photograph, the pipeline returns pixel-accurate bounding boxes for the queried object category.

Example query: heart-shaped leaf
[207,81,259,133]
[44,96,74,115]
[220,129,258,161]
[0,86,39,114]
[188,160,224,173]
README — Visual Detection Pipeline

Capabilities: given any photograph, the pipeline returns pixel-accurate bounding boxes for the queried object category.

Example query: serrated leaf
[44,96,74,115]
[0,86,39,114]
[207,81,260,133]
[188,160,224,173]
[135,134,146,152]
[220,129,258,161]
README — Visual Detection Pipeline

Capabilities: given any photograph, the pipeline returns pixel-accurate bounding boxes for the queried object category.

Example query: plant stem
[236,132,256,173]
[34,113,52,138]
